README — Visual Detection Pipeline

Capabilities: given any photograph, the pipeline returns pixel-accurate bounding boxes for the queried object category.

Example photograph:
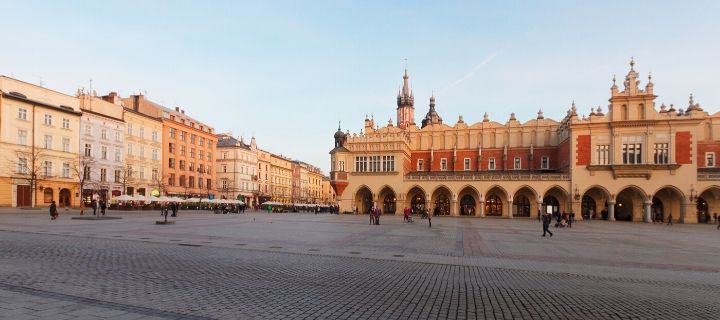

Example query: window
[82,144,90,157]
[85,124,92,136]
[382,156,395,172]
[152,149,158,160]
[168,174,175,186]
[207,166,211,174]
[127,123,133,135]
[44,135,52,149]
[169,143,175,154]
[139,145,145,158]
[207,179,212,189]
[190,148,195,159]
[596,145,609,165]
[541,156,549,169]
[706,153,715,167]
[354,156,368,172]
[207,153,212,161]
[127,165,134,178]
[152,130,158,142]
[189,176,195,188]
[488,157,496,170]
[17,158,28,174]
[198,178,203,189]
[44,114,52,125]
[18,108,27,120]
[180,145,185,156]
[464,158,471,171]
[83,166,91,180]
[440,158,447,171]
[100,168,107,182]
[169,128,175,139]
[43,161,53,177]
[199,150,204,160]
[101,128,107,140]
[62,163,70,178]
[654,143,669,164]
[114,148,121,162]
[63,138,70,152]
[339,161,345,171]
[115,170,121,183]
[199,164,204,173]
[101,146,108,160]
[127,143,133,156]
[222,180,228,189]
[179,175,186,187]
[223,165,227,173]
[139,127,144,139]
[115,131,121,142]
[417,159,424,171]
[514,157,521,170]
[139,167,145,180]
[168,158,175,168]
[179,131,185,141]
[190,134,195,144]
[622,143,642,164]
[17,130,28,145]
[179,160,185,170]
[152,168,158,181]
[198,137,204,145]
[62,118,70,129]
[189,162,194,172]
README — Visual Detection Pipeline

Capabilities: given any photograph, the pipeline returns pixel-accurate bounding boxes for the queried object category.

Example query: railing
[405,171,570,181]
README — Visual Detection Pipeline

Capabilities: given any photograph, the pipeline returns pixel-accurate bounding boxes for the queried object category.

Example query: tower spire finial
[630,57,635,70]
[338,121,341,131]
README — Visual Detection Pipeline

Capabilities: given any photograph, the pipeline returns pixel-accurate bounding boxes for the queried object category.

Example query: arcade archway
[354,186,373,214]
[582,186,610,220]
[407,186,426,214]
[431,186,451,216]
[378,186,397,214]
[458,186,479,216]
[513,186,538,218]
[652,186,684,223]
[485,186,507,216]
[615,186,647,221]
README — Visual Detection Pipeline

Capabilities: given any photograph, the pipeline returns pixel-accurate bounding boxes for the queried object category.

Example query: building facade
[110,92,164,197]
[254,144,272,205]
[216,133,258,206]
[330,62,720,223]
[0,76,82,208]
[78,94,126,203]
[270,154,293,203]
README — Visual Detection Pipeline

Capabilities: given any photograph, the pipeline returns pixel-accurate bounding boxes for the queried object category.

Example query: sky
[1,0,719,173]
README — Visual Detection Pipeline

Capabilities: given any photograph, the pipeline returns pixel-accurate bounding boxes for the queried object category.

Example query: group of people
[369,207,382,225]
[161,202,180,218]
[541,211,575,237]
[90,199,107,215]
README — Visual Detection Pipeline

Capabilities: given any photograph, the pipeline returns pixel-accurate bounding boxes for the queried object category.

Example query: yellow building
[270,153,293,203]
[0,76,82,208]
[330,61,720,223]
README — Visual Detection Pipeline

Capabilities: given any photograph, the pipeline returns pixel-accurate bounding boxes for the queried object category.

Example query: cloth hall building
[329,61,720,223]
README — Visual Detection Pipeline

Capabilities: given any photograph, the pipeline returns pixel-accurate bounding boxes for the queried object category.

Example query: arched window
[485,194,503,216]
[514,195,530,217]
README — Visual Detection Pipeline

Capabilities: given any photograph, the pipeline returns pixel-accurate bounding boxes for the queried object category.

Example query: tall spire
[402,68,411,97]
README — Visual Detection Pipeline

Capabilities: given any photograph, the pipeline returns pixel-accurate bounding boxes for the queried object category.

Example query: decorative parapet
[586,164,681,179]
[697,171,720,181]
[404,171,570,181]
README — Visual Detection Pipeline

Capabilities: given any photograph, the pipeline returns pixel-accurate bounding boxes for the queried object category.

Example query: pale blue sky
[1,1,718,172]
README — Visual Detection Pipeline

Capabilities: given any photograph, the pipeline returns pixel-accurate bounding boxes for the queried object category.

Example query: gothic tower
[396,69,415,129]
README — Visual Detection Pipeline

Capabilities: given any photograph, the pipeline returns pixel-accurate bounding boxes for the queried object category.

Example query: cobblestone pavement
[1,210,719,319]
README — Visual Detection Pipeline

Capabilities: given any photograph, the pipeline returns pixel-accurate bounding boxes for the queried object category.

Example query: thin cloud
[440,52,500,93]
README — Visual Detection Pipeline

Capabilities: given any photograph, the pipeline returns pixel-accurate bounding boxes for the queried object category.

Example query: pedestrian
[542,212,553,237]
[714,212,718,224]
[369,207,375,225]
[92,199,98,215]
[427,208,432,228]
[171,202,178,217]
[375,207,381,225]
[49,200,58,220]
[100,200,107,215]
[667,213,673,226]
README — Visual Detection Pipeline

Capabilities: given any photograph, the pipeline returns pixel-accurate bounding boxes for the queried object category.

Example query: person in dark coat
[49,201,58,220]
[92,199,98,215]
[542,212,553,237]
[100,200,107,215]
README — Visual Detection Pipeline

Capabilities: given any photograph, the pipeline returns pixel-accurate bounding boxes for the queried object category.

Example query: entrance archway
[407,186,426,214]
[652,186,685,223]
[378,186,397,214]
[458,186,479,216]
[698,187,720,224]
[485,186,507,216]
[543,186,569,215]
[354,186,373,214]
[513,186,538,218]
[542,196,559,215]
[615,186,647,221]
[651,197,664,222]
[59,189,71,208]
[431,186,451,216]
[697,198,709,223]
[582,185,610,220]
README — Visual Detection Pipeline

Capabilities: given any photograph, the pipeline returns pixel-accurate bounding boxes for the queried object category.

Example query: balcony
[405,170,570,181]
[586,164,681,179]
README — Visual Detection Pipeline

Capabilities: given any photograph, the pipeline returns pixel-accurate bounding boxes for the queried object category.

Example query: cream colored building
[270,153,293,203]
[0,76,82,208]
[216,133,258,206]
[330,61,720,223]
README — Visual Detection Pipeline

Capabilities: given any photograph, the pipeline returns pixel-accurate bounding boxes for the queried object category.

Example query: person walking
[667,213,673,226]
[427,208,432,228]
[369,207,375,225]
[375,207,381,225]
[542,212,553,237]
[100,200,107,215]
[92,199,98,215]
[49,201,58,220]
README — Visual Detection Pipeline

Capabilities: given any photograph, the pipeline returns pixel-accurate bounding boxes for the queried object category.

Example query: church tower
[396,69,415,129]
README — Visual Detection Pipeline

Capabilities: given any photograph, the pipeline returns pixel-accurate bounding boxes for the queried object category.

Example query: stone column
[608,201,616,221]
[451,200,458,216]
[681,202,696,224]
[479,200,485,217]
[643,201,652,223]
[507,200,514,219]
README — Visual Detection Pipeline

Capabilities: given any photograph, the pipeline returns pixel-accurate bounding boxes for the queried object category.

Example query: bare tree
[152,172,169,197]
[7,146,46,208]
[118,164,136,195]
[70,155,95,214]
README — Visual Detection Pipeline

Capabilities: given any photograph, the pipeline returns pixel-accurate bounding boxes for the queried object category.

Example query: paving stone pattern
[1,211,719,319]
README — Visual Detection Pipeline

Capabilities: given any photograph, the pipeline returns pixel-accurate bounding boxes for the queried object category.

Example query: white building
[78,94,126,203]
[216,133,258,206]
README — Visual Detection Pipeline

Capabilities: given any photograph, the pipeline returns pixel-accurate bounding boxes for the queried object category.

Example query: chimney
[181,109,185,114]
[175,107,180,112]
[133,95,139,112]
